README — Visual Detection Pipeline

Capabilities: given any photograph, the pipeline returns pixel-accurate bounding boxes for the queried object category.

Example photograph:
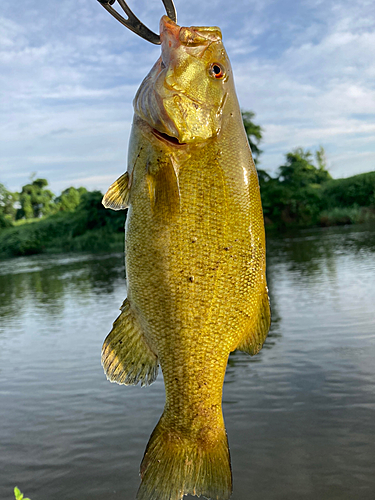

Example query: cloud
[225,0,375,176]
[0,2,154,193]
[1,0,374,194]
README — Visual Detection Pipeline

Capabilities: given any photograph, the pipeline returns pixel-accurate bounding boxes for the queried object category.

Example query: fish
[100,9,270,500]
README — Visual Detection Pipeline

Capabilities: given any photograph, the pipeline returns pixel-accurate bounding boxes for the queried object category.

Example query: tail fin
[137,413,232,500]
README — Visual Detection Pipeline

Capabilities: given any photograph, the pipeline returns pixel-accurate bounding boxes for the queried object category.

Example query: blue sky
[1,0,374,194]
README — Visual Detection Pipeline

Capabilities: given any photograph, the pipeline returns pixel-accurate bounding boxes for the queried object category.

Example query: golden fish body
[102,16,270,500]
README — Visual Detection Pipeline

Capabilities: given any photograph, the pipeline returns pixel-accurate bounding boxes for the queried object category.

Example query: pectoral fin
[102,299,159,386]
[236,286,271,355]
[146,158,180,221]
[102,172,130,210]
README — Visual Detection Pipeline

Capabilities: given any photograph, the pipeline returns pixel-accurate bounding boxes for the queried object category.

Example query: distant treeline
[258,148,375,228]
[1,112,375,258]
[1,164,375,259]
[0,187,125,258]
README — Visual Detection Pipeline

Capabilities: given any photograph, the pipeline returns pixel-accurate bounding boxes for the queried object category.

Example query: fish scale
[162,154,230,422]
[100,14,270,500]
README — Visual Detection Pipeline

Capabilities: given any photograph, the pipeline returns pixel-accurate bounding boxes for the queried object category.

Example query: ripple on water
[1,225,375,500]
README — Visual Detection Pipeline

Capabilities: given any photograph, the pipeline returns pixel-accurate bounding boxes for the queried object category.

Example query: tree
[74,191,125,234]
[315,146,327,170]
[257,169,272,185]
[0,183,17,228]
[241,111,263,165]
[0,183,16,218]
[278,147,331,188]
[259,146,332,227]
[278,148,315,187]
[315,146,332,184]
[54,186,87,212]
[16,178,55,220]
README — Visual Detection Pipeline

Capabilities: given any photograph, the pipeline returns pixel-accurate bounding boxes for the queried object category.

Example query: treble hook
[97,0,177,45]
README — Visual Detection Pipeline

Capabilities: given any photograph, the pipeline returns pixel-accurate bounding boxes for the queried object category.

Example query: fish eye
[209,63,225,79]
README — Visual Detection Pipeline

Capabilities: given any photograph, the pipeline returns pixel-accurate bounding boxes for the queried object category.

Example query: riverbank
[1,169,375,259]
[0,192,125,259]
[2,207,375,259]
[0,220,124,259]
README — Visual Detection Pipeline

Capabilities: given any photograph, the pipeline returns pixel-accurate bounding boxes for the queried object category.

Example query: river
[1,224,375,500]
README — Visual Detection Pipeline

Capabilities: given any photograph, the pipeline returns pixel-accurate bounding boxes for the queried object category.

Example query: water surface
[1,224,375,500]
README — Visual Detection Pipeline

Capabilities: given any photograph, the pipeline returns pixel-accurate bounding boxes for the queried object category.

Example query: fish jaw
[133,16,232,145]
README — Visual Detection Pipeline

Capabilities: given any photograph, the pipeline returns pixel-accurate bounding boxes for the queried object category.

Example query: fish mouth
[151,127,186,146]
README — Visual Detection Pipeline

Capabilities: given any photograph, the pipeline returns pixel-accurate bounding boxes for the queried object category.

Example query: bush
[0,194,126,258]
[75,191,125,234]
[260,180,324,228]
[0,213,13,229]
[319,206,375,227]
[322,172,375,209]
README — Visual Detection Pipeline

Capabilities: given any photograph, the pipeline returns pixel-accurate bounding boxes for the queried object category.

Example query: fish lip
[151,127,187,147]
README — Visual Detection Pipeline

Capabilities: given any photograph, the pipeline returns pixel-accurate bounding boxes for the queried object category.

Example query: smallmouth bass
[101,13,270,500]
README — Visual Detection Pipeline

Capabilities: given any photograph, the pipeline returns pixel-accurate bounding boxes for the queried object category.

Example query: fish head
[134,16,232,145]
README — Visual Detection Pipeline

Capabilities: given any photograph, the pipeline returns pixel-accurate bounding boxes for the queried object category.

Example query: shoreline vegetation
[1,113,375,259]
[0,190,125,259]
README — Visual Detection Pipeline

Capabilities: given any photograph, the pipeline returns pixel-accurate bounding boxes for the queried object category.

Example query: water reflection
[1,224,375,500]
[267,222,375,275]
[0,253,125,323]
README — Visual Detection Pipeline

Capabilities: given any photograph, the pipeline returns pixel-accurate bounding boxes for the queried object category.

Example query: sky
[1,0,374,195]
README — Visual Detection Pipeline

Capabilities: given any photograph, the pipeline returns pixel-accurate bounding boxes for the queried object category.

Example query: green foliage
[1,132,375,258]
[315,145,327,170]
[259,146,332,228]
[0,212,13,229]
[14,486,31,500]
[59,228,124,253]
[278,147,331,188]
[260,179,323,227]
[0,183,17,228]
[16,178,56,220]
[0,190,126,258]
[259,147,375,229]
[74,191,125,234]
[321,171,375,209]
[0,183,17,221]
[320,206,375,227]
[241,111,263,165]
[54,186,87,212]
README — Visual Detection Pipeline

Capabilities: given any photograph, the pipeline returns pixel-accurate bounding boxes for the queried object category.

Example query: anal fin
[237,285,271,356]
[102,299,159,386]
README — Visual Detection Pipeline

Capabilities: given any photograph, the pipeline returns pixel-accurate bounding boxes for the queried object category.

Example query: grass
[0,211,124,259]
[319,205,375,227]
[13,218,41,227]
